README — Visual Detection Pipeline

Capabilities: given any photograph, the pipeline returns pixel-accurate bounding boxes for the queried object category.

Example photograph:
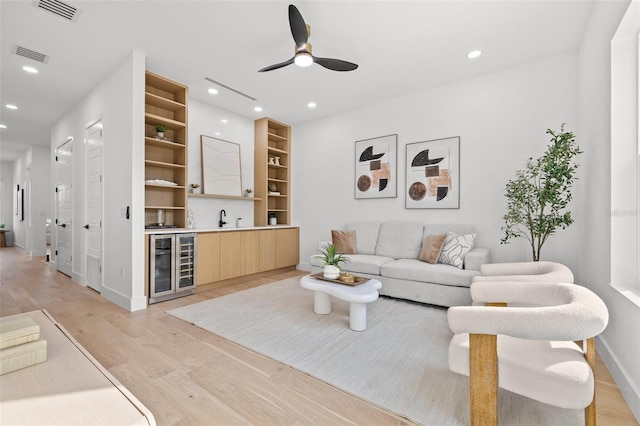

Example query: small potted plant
[244,188,253,198]
[315,243,350,279]
[155,124,166,138]
[269,212,278,225]
[189,183,200,194]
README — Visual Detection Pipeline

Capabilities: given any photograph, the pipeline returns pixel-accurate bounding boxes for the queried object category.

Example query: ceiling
[0,0,599,162]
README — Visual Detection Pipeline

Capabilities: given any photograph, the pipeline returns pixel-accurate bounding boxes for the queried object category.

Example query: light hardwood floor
[1,247,638,426]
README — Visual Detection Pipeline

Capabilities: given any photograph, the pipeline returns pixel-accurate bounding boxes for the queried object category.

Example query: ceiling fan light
[294,53,313,67]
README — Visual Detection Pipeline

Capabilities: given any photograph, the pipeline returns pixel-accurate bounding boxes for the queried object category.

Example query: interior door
[86,122,103,292]
[55,139,73,277]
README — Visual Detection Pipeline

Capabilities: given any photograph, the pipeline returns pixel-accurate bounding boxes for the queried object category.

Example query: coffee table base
[301,275,382,331]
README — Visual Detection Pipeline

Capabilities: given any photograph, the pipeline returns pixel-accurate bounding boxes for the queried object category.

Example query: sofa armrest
[465,248,490,271]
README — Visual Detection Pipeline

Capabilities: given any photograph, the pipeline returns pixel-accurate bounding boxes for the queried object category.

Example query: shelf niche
[144,71,188,228]
[254,118,291,226]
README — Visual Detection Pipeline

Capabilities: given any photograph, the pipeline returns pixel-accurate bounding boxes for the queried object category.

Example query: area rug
[167,277,582,425]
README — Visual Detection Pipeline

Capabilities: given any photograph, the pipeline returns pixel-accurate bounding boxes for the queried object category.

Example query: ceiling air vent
[32,0,80,22]
[12,44,50,63]
[204,77,257,101]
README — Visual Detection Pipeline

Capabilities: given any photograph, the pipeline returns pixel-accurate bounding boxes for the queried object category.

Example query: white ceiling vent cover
[12,44,50,63]
[32,0,80,22]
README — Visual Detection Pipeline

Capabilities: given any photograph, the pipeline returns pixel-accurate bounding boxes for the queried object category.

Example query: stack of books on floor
[0,317,47,375]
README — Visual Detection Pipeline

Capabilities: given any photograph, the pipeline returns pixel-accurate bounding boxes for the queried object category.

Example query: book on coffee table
[0,338,47,375]
[0,317,40,350]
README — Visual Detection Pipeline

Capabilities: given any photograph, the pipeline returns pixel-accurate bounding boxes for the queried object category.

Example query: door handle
[58,223,67,228]
[83,224,89,229]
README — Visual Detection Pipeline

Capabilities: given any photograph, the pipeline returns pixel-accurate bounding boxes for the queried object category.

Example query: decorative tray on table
[311,272,369,286]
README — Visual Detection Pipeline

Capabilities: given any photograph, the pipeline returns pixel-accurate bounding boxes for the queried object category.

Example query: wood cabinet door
[274,228,299,269]
[219,232,242,280]
[196,233,220,285]
[258,230,275,272]
[240,231,260,276]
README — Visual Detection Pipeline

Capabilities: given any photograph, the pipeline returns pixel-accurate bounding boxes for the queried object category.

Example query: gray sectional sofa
[309,221,490,307]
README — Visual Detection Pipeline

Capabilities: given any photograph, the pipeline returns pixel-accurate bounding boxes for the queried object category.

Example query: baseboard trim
[597,335,640,422]
[101,286,136,312]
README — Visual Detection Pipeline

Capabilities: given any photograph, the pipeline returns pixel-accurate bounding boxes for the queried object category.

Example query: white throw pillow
[438,231,476,268]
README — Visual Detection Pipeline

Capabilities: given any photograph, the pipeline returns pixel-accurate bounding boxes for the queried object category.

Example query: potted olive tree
[501,124,582,261]
[315,243,350,279]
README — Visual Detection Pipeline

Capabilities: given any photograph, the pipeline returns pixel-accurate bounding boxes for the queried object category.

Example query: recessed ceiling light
[221,119,228,123]
[307,102,317,108]
[467,50,482,59]
[208,88,218,95]
[254,106,263,112]
[0,124,6,129]
[5,104,18,110]
[22,65,38,74]
[214,132,221,136]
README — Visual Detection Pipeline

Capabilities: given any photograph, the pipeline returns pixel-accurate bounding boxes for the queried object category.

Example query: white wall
[9,146,50,254]
[27,146,51,257]
[293,52,579,272]
[578,0,640,418]
[51,51,146,312]
[0,161,13,243]
[11,152,29,249]
[185,98,255,229]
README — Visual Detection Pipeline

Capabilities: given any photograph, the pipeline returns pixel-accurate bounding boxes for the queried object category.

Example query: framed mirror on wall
[200,135,243,197]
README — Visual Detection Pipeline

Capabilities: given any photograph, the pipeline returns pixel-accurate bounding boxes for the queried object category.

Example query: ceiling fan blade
[288,4,308,47]
[313,56,359,72]
[258,57,295,72]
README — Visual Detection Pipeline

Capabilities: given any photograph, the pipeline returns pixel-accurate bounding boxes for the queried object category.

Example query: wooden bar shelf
[144,71,188,228]
[255,118,291,226]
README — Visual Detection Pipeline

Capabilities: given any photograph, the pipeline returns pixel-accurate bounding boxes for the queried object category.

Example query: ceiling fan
[258,4,358,73]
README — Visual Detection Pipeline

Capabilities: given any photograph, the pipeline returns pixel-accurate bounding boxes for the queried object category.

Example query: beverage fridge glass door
[150,234,175,298]
[176,233,196,290]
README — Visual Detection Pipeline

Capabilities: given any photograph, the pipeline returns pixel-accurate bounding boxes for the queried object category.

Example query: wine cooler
[149,233,196,304]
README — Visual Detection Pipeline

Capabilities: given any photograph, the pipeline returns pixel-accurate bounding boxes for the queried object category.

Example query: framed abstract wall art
[405,136,460,209]
[354,134,397,199]
[201,135,242,197]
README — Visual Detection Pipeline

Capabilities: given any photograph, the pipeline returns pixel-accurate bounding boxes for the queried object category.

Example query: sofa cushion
[419,234,447,264]
[381,259,480,287]
[331,230,357,254]
[439,232,476,268]
[309,253,394,275]
[342,254,395,275]
[344,222,381,255]
[375,222,424,259]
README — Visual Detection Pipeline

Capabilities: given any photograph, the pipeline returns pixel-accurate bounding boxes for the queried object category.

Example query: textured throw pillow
[331,230,357,254]
[419,234,447,264]
[438,231,476,269]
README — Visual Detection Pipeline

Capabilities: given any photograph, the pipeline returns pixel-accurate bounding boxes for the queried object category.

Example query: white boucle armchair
[472,261,574,284]
[447,281,609,426]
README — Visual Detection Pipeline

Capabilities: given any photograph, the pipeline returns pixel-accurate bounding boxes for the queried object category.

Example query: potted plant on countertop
[189,183,200,194]
[315,243,350,279]
[155,124,166,138]
[244,188,253,198]
[500,124,582,261]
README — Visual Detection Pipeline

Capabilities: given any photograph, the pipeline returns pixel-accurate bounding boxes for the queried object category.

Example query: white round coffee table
[300,274,382,331]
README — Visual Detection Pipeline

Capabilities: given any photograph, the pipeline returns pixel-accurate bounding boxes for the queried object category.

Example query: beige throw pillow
[331,230,357,254]
[419,234,447,264]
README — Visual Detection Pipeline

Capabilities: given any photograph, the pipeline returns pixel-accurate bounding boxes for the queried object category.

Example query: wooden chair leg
[584,337,596,426]
[469,333,498,426]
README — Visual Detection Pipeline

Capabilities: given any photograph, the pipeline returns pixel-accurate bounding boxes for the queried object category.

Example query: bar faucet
[219,209,227,228]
